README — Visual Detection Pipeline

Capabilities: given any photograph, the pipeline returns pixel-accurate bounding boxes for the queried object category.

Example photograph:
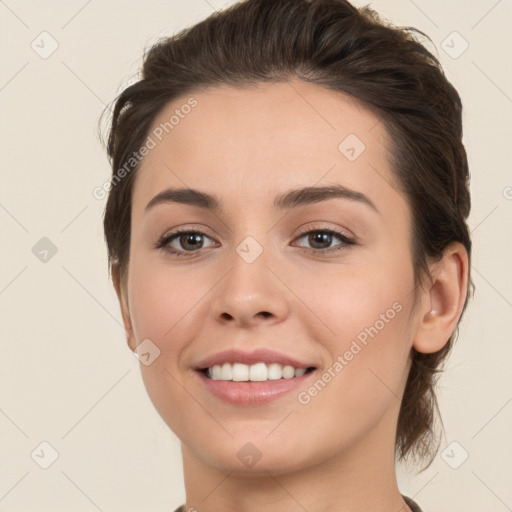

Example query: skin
[113,78,468,512]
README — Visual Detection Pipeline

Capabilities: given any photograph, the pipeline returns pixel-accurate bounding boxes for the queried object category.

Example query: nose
[210,243,290,329]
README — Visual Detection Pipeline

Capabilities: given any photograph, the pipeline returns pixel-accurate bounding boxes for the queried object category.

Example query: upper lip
[194,348,315,370]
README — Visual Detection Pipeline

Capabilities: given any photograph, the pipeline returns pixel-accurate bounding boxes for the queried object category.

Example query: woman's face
[120,79,423,474]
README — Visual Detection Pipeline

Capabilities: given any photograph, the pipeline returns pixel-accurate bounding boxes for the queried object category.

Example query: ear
[413,242,469,354]
[111,263,137,352]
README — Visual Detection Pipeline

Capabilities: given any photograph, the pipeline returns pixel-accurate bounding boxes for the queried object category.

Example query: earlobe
[111,263,136,352]
[413,242,469,354]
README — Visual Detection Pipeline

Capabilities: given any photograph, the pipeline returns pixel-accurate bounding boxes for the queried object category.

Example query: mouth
[198,362,317,382]
[193,349,318,405]
[195,364,317,406]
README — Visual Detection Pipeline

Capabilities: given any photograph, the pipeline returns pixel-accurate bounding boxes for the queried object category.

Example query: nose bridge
[210,231,289,326]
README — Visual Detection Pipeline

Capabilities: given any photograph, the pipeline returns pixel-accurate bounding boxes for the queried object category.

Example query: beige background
[1,1,511,511]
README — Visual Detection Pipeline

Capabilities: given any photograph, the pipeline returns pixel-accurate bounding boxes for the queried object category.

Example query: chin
[203,447,309,476]
[185,429,321,476]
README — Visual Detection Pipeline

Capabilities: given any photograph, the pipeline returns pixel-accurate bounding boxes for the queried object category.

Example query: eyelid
[155,226,217,252]
[291,224,356,253]
[156,223,216,245]
[155,222,356,257]
[293,223,355,241]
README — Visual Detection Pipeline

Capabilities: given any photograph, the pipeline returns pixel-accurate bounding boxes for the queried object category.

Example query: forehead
[132,79,401,214]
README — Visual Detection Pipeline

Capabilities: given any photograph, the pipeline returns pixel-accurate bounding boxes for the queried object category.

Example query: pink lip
[194,348,314,370]
[196,369,316,405]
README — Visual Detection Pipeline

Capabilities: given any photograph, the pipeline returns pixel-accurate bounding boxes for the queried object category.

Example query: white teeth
[249,362,268,381]
[282,365,295,379]
[210,365,223,380]
[232,363,249,381]
[267,363,282,380]
[221,362,233,380]
[206,362,310,381]
[294,367,306,377]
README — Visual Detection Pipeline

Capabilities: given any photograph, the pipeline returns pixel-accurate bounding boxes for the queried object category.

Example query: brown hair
[102,0,473,470]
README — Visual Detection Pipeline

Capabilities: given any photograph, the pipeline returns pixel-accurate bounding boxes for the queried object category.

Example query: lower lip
[196,370,315,405]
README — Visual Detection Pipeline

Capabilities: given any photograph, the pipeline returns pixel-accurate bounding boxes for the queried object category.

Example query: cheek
[126,262,196,410]
[292,256,413,407]
[126,263,208,431]
[290,255,412,349]
[126,260,218,399]
[127,260,205,345]
[291,279,411,455]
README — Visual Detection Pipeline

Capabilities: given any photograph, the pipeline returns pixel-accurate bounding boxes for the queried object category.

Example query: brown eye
[294,228,355,254]
[178,233,205,251]
[307,231,334,250]
[156,229,216,257]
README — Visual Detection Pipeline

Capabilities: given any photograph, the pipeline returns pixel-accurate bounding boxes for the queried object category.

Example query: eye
[155,225,356,258]
[293,227,355,254]
[155,228,217,257]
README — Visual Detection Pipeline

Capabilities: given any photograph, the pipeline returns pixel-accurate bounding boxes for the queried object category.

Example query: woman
[102,1,473,510]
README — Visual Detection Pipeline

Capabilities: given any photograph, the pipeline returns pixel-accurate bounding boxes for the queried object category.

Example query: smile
[193,348,318,405]
[202,362,315,381]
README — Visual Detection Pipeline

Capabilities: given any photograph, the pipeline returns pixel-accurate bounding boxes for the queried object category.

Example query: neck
[180,410,411,512]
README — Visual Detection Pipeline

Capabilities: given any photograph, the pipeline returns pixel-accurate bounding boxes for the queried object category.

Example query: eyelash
[154,225,356,258]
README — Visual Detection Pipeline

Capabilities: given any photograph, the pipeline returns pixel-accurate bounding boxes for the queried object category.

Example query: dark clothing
[173,494,423,511]
[402,494,423,511]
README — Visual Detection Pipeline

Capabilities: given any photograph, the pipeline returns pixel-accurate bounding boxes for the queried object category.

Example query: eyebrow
[145,184,378,214]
